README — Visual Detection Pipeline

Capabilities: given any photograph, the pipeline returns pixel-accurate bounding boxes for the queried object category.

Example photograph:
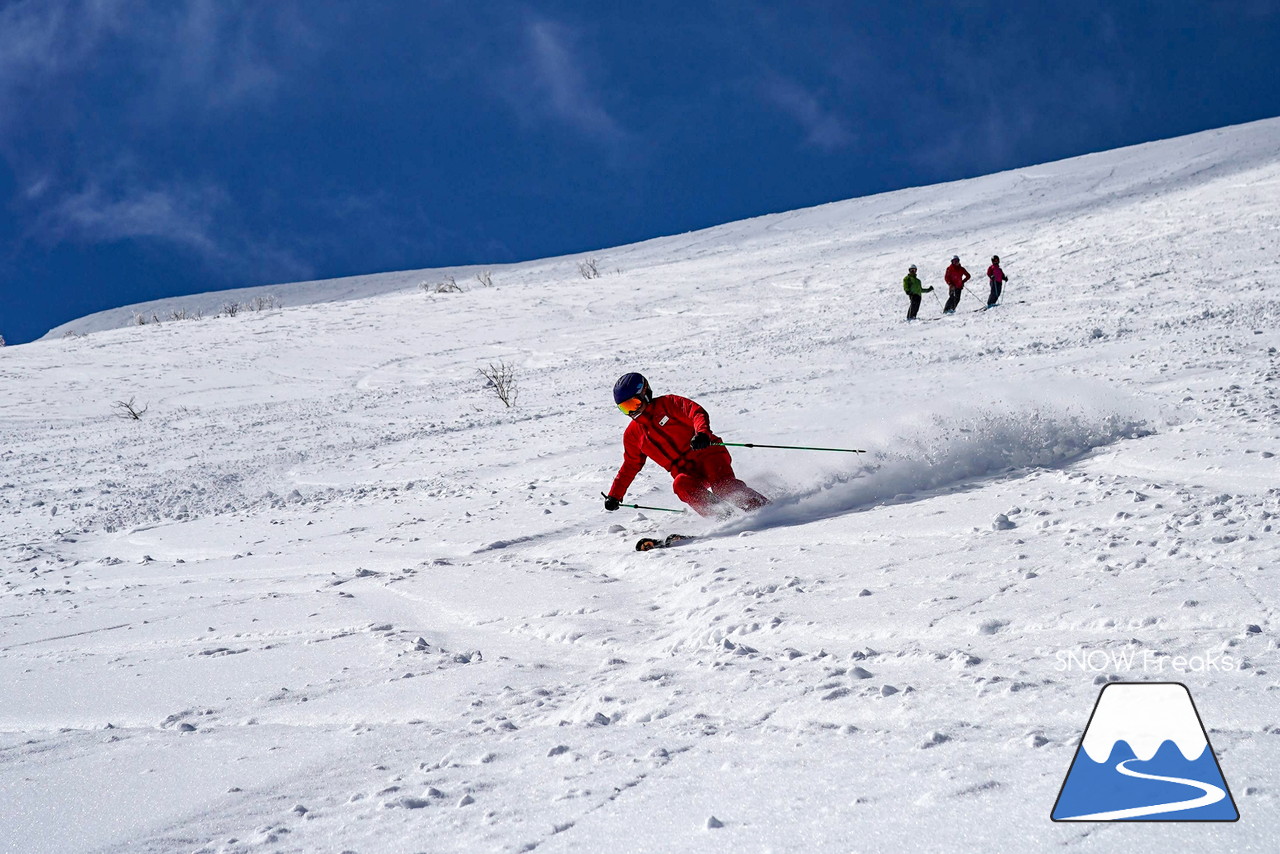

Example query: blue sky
[2,0,1278,344]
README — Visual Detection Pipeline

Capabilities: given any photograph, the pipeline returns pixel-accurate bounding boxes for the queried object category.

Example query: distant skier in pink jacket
[986,255,1009,307]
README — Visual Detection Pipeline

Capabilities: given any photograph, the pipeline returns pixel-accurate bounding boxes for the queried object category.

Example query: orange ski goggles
[617,396,646,416]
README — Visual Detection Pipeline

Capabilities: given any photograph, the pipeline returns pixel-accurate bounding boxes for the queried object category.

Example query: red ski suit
[608,394,767,517]
[945,262,971,288]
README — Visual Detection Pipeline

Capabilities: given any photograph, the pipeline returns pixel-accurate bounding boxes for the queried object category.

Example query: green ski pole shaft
[716,441,866,454]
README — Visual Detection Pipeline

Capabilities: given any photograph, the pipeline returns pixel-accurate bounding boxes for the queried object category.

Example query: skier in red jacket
[942,255,970,314]
[604,373,769,518]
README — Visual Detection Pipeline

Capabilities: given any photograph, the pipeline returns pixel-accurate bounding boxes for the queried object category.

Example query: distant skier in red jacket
[604,373,769,518]
[942,255,970,314]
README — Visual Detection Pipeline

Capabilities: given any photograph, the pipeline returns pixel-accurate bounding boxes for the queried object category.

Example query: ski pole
[716,441,866,454]
[601,492,686,513]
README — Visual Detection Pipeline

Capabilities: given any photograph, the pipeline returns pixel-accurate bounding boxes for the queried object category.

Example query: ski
[635,533,695,551]
[974,299,1024,312]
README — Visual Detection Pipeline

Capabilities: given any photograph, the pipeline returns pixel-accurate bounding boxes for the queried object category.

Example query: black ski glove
[603,494,621,511]
[690,432,712,450]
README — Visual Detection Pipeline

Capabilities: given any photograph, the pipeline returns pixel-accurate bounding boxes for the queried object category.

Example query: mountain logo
[1051,682,1239,822]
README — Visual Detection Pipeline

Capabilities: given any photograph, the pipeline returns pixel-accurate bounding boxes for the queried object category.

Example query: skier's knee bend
[712,478,769,511]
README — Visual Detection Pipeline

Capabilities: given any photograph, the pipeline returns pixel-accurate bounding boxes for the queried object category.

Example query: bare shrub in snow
[251,295,281,312]
[578,258,600,280]
[479,361,518,408]
[113,397,149,420]
[223,302,241,317]
[475,270,494,288]
[422,276,463,294]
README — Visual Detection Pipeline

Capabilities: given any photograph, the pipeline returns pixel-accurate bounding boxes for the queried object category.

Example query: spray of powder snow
[717,379,1154,535]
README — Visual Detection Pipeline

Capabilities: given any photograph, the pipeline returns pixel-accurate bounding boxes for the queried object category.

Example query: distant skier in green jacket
[902,264,933,320]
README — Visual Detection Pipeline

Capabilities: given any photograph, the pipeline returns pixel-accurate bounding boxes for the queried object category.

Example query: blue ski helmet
[613,372,652,415]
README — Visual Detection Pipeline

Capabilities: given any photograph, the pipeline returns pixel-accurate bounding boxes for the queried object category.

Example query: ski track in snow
[1,118,1279,853]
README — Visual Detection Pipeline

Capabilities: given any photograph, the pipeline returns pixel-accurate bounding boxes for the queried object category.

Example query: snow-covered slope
[42,115,1280,342]
[3,118,1279,853]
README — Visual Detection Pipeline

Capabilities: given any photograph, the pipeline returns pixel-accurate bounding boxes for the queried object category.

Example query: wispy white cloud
[38,180,225,252]
[33,175,312,281]
[153,0,315,113]
[506,17,627,143]
[0,0,319,276]
[0,0,126,68]
[760,76,855,152]
[0,0,128,129]
[0,0,297,119]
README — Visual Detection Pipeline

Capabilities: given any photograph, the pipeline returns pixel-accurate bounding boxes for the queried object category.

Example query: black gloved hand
[603,494,621,511]
[690,432,712,450]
